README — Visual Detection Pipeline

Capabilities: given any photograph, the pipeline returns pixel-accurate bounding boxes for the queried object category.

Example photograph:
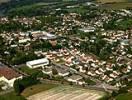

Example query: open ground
[27,85,105,100]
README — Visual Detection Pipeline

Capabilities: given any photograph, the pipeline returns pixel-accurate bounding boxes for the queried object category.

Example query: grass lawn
[18,66,40,75]
[65,6,88,14]
[115,93,132,100]
[0,92,26,100]
[97,0,128,3]
[21,83,58,97]
[9,2,52,11]
[100,2,132,9]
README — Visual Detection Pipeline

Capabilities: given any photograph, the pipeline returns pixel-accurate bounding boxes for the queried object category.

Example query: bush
[85,78,96,85]
[14,74,39,95]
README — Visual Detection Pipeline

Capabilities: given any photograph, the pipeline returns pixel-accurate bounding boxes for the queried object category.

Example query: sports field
[27,85,105,100]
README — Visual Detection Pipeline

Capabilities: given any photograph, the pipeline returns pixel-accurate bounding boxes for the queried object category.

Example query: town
[0,0,132,100]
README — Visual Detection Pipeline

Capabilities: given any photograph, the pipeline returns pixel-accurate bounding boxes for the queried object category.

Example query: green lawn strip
[9,2,52,11]
[96,0,128,3]
[21,83,58,97]
[18,66,40,75]
[65,7,87,14]
[100,2,132,10]
[0,92,26,100]
[115,93,132,100]
[85,78,96,85]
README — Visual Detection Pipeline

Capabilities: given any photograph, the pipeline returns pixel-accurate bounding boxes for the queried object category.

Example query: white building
[42,66,52,75]
[0,67,22,87]
[65,75,85,85]
[19,38,31,44]
[26,58,49,69]
[56,67,69,77]
[30,31,56,40]
[58,70,69,77]
[79,27,95,33]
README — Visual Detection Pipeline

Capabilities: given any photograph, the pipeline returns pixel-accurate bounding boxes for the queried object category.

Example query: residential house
[0,67,22,87]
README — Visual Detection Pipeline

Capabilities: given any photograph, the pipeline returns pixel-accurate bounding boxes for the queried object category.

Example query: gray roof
[67,75,82,80]
[56,67,69,74]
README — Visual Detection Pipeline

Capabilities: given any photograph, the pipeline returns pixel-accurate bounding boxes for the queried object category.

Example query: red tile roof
[0,67,21,80]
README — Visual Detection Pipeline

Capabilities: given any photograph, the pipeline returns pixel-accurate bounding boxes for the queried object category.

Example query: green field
[100,2,132,9]
[96,0,132,9]
[0,92,26,100]
[0,83,58,100]
[28,85,105,100]
[9,2,53,11]
[18,66,41,75]
[21,83,58,97]
[97,0,131,3]
[115,93,132,100]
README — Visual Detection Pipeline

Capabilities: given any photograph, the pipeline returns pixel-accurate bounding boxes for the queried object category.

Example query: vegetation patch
[18,66,41,75]
[115,93,132,100]
[97,0,128,3]
[100,2,132,10]
[0,92,26,100]
[21,83,58,97]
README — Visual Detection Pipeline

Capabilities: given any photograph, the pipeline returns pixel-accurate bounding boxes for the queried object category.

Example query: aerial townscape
[0,0,132,100]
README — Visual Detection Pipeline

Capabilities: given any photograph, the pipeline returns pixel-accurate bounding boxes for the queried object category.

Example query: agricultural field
[18,66,41,75]
[97,0,131,3]
[21,83,58,97]
[27,85,105,100]
[100,2,132,9]
[115,93,132,100]
[0,92,26,100]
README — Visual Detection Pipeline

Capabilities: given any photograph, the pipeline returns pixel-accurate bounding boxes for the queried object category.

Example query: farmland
[0,92,26,100]
[27,85,105,100]
[115,93,132,100]
[97,0,131,3]
[100,2,132,9]
[21,83,58,97]
[96,0,132,10]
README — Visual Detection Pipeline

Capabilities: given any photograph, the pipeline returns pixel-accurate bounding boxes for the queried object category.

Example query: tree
[99,48,110,60]
[52,68,58,75]
[13,75,39,95]
[85,78,96,85]
[111,91,118,97]
[10,51,38,65]
[36,71,50,79]
[14,79,24,95]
